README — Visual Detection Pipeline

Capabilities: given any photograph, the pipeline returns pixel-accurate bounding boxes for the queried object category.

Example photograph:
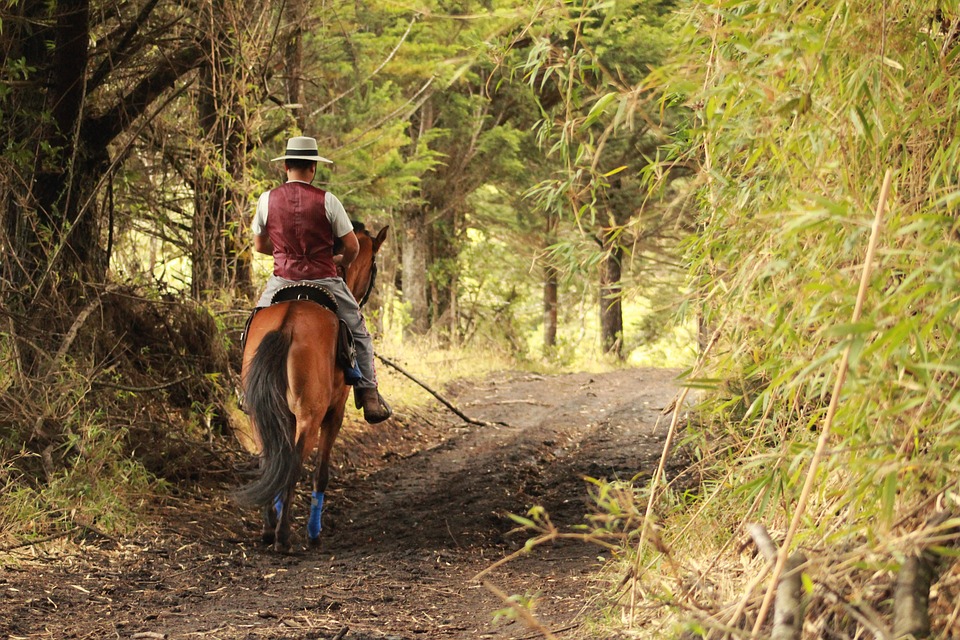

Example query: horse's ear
[373,226,389,252]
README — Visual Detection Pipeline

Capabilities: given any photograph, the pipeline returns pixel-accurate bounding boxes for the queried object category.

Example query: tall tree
[400,99,436,337]
[191,0,266,300]
[542,211,561,350]
[1,0,204,368]
[514,0,681,359]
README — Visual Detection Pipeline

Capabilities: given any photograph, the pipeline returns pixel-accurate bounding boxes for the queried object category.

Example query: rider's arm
[252,192,273,254]
[337,232,359,268]
[254,234,273,255]
[326,192,357,269]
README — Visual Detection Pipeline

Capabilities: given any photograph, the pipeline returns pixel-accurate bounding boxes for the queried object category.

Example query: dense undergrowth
[605,1,960,637]
[0,287,235,544]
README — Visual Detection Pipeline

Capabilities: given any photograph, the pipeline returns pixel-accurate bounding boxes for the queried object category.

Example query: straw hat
[271,136,333,163]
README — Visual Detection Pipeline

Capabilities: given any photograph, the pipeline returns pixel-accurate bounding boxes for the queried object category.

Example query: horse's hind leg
[308,408,344,549]
[307,445,327,549]
[261,502,277,546]
[255,456,278,546]
[273,483,296,553]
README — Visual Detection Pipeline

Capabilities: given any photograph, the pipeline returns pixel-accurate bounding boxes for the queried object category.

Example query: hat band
[286,148,319,156]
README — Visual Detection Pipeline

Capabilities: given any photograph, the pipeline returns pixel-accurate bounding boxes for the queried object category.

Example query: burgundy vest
[266,182,338,280]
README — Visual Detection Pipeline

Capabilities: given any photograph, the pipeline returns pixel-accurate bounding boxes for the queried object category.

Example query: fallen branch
[0,522,115,553]
[774,555,806,640]
[747,524,807,640]
[747,524,779,563]
[0,528,79,553]
[93,373,197,393]
[894,555,934,639]
[472,529,620,582]
[376,353,507,427]
[49,297,101,375]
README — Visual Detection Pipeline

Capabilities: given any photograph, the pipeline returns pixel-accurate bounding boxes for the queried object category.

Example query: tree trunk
[284,0,307,131]
[18,0,107,288]
[449,269,460,345]
[544,264,558,350]
[3,0,202,300]
[400,99,434,338]
[193,56,219,299]
[599,227,624,359]
[402,205,429,337]
[542,211,559,351]
[191,0,253,300]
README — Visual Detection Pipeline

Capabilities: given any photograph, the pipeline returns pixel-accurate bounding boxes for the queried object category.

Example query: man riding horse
[251,135,391,424]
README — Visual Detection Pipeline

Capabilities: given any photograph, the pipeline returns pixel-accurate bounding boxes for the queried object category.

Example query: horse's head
[344,223,388,307]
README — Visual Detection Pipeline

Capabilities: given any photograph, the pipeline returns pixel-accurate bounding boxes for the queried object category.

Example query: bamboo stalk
[751,168,894,637]
[747,524,807,640]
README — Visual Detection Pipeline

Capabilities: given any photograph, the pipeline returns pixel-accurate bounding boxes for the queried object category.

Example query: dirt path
[1,368,684,640]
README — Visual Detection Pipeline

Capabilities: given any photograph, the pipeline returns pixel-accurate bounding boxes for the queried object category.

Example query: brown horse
[236,224,388,552]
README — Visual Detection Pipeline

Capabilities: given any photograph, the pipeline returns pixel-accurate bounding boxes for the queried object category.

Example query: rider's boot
[354,386,392,424]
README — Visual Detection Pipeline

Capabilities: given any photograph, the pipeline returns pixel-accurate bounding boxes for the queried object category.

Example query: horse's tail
[234,329,302,507]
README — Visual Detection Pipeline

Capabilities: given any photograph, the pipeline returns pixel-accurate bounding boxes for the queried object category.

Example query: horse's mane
[333,220,370,255]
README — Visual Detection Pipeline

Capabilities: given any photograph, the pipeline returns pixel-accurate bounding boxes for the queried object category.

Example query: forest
[2,0,960,638]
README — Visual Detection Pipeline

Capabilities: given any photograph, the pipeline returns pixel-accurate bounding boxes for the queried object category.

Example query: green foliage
[626,0,960,634]
[674,0,960,520]
[0,427,162,541]
[490,588,543,625]
[499,0,691,363]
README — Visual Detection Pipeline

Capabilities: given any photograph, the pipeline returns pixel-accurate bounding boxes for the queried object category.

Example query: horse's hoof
[308,537,321,549]
[261,532,276,546]
[274,541,292,554]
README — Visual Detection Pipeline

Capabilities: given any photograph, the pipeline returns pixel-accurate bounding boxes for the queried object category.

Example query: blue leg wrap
[308,491,324,540]
[273,494,283,519]
[344,358,363,385]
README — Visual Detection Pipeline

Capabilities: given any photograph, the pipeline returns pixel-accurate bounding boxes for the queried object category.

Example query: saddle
[271,282,339,311]
[240,284,362,385]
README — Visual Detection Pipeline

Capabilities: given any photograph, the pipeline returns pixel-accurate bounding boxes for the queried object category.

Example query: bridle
[357,258,377,309]
[346,229,378,309]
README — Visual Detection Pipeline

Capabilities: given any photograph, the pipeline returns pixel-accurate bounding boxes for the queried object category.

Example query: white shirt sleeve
[251,191,270,235]
[325,192,355,238]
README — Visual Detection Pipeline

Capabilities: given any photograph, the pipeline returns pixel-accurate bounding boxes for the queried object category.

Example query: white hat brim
[271,153,333,163]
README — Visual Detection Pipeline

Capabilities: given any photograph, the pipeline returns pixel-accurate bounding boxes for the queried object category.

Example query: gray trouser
[257,275,379,389]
